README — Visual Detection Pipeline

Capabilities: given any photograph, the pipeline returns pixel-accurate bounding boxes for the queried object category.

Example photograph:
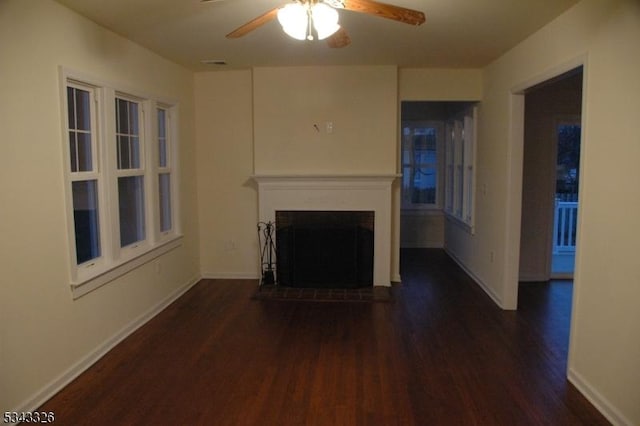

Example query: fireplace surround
[252,174,398,287]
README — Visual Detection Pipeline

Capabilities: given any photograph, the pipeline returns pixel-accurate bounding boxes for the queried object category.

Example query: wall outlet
[490,251,495,263]
[326,121,334,134]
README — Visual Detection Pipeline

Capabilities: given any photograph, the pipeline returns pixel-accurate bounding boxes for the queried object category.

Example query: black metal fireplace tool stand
[257,221,276,289]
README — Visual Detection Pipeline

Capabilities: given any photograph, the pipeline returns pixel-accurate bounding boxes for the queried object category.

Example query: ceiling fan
[202,0,425,48]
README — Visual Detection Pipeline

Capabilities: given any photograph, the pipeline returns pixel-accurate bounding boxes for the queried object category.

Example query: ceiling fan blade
[226,7,279,38]
[340,0,425,26]
[326,27,351,48]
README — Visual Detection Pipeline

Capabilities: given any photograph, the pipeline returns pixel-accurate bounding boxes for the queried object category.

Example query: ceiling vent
[200,59,227,66]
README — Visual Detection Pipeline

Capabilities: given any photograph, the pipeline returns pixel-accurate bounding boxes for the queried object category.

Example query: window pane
[77,132,93,172]
[158,109,166,138]
[67,87,75,129]
[68,87,92,131]
[116,98,140,170]
[69,131,78,173]
[413,128,436,164]
[130,136,140,169]
[159,138,167,168]
[75,89,91,131]
[67,86,95,173]
[401,124,439,207]
[129,102,139,136]
[118,176,146,247]
[117,135,130,169]
[159,173,172,232]
[412,166,436,204]
[158,109,167,168]
[116,98,129,134]
[72,180,101,264]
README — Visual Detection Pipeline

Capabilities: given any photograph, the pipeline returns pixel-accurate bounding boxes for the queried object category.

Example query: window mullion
[101,87,120,261]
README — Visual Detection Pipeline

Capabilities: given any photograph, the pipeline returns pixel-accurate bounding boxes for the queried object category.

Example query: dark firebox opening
[276,211,374,289]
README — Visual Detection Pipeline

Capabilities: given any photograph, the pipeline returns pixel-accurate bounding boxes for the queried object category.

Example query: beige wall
[570,1,640,423]
[446,0,640,423]
[399,68,483,101]
[519,72,582,281]
[253,66,398,175]
[194,70,259,278]
[0,0,199,412]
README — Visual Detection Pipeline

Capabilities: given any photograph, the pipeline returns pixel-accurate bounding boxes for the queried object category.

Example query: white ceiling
[55,0,579,71]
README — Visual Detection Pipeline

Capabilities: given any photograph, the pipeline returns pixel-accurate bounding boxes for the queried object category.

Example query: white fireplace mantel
[252,174,399,287]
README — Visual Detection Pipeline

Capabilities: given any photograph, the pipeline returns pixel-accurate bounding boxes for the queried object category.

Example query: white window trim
[444,106,477,233]
[59,67,182,299]
[401,121,444,211]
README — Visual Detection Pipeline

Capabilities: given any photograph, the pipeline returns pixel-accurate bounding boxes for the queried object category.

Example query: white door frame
[503,55,587,310]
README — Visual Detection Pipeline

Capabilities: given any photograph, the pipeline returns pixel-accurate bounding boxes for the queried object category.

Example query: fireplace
[276,211,374,288]
[252,174,397,287]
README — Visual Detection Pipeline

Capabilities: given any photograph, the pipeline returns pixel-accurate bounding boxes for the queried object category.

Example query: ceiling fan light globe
[315,23,340,40]
[312,3,340,40]
[277,3,308,40]
[281,24,308,40]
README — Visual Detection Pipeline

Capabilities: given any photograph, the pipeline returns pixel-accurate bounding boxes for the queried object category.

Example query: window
[66,83,103,266]
[116,96,146,247]
[401,122,443,209]
[62,70,180,297]
[444,106,477,229]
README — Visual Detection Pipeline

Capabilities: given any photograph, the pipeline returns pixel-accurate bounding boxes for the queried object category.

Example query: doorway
[399,101,476,251]
[519,68,583,282]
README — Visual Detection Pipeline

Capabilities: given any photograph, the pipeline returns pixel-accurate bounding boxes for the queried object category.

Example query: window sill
[445,212,475,235]
[70,235,183,299]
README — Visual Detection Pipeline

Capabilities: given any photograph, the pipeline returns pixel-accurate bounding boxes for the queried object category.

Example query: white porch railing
[553,200,578,254]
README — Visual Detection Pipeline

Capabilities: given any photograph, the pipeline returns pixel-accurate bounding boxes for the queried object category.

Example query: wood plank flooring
[39,249,609,425]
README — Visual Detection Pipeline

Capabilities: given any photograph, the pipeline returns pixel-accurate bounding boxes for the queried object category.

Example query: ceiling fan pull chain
[306,6,314,40]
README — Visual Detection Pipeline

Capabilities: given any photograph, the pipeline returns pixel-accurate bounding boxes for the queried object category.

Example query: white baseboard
[568,368,633,426]
[444,247,504,308]
[10,274,201,419]
[201,272,260,280]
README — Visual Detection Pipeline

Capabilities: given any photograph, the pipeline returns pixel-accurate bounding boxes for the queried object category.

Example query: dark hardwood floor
[39,249,609,425]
